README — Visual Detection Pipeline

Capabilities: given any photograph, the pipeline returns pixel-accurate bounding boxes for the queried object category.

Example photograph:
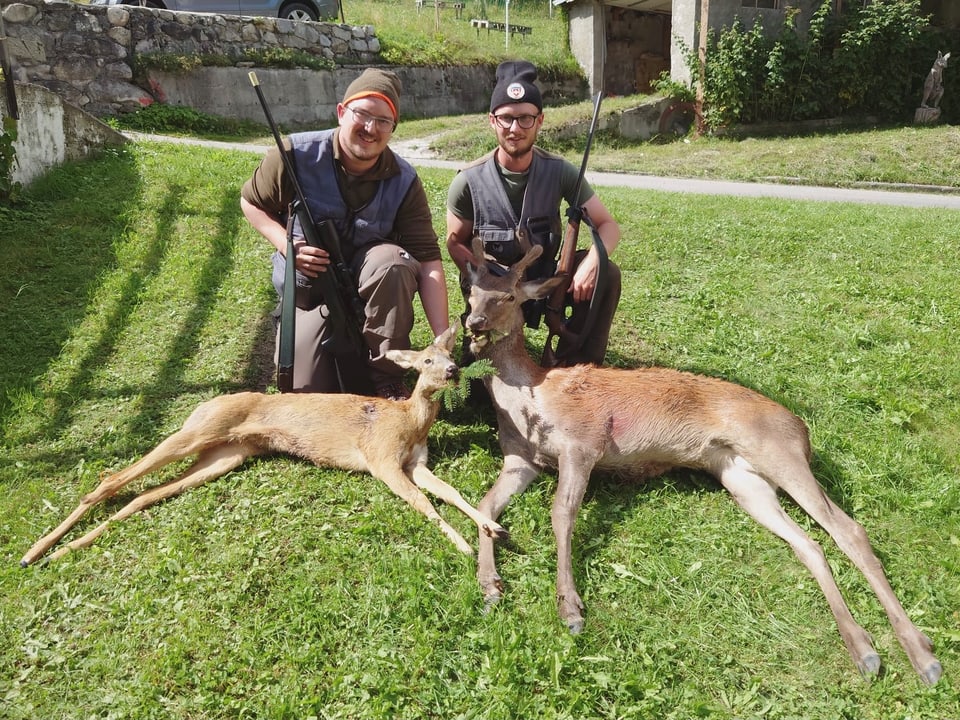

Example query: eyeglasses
[492,113,540,130]
[346,105,396,133]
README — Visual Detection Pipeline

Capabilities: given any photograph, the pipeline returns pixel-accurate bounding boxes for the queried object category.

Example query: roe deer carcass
[21,324,507,566]
[463,239,941,685]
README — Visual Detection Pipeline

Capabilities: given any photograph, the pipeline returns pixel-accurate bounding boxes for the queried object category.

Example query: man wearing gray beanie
[241,68,449,399]
[446,60,622,367]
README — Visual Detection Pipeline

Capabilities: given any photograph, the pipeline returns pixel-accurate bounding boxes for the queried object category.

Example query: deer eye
[501,294,515,304]
[424,358,433,365]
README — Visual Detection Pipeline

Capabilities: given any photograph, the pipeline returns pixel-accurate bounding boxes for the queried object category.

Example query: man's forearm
[419,260,450,337]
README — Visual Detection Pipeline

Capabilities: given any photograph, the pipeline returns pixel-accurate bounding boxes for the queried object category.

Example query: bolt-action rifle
[541,91,608,368]
[249,71,367,393]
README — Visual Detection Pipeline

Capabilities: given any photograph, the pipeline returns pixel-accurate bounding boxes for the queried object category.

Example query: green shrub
[694,0,939,129]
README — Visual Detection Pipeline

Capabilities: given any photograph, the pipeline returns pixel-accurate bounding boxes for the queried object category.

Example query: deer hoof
[920,660,943,686]
[483,523,510,541]
[856,652,882,678]
[482,591,503,614]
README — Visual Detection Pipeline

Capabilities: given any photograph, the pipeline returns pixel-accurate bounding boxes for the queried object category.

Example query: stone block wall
[1,0,381,117]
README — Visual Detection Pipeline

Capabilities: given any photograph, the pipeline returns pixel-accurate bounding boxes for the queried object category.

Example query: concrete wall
[0,81,127,186]
[567,1,604,97]
[670,0,821,86]
[148,64,586,128]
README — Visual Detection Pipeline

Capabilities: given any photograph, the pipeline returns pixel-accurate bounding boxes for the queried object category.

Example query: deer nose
[466,314,486,333]
[445,362,459,381]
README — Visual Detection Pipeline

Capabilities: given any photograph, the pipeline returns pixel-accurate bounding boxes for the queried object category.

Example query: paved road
[127,131,960,211]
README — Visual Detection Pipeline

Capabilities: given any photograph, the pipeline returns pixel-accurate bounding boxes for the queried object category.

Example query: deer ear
[522,274,566,301]
[385,349,417,369]
[434,322,459,351]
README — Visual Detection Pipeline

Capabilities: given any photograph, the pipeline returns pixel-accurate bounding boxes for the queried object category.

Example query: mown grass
[348,0,575,71]
[1,140,959,719]
[115,101,960,192]
[400,105,960,189]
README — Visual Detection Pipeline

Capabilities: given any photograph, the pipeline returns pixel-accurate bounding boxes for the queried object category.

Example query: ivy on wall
[0,115,20,203]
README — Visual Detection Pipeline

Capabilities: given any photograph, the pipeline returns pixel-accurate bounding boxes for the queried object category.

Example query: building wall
[922,0,960,28]
[568,0,605,96]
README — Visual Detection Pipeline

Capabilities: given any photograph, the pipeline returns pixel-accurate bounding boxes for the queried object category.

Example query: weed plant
[1,139,958,718]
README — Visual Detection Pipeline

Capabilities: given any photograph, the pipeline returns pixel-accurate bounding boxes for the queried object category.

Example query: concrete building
[559,0,958,97]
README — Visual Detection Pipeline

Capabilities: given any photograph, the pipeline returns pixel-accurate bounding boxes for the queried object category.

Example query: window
[741,0,779,7]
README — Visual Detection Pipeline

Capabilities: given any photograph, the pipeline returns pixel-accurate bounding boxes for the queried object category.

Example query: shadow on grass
[0,146,275,475]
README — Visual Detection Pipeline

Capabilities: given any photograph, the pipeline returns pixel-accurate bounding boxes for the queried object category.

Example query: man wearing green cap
[241,68,449,399]
[446,60,621,366]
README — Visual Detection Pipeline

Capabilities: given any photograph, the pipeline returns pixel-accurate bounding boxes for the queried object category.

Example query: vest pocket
[478,229,521,265]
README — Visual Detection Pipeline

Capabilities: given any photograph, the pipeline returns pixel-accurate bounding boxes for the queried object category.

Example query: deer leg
[476,454,540,608]
[779,464,942,685]
[43,442,259,564]
[551,454,594,634]
[719,455,882,677]
[410,464,509,540]
[20,422,230,567]
[369,462,475,556]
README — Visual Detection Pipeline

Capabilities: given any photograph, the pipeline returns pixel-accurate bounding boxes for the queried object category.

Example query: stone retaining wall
[1,0,587,124]
[1,0,382,117]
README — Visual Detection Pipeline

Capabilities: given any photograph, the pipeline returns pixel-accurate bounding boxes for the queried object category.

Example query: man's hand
[293,242,331,277]
[570,250,599,303]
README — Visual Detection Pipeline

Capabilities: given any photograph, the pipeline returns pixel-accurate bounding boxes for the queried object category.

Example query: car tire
[279,1,319,21]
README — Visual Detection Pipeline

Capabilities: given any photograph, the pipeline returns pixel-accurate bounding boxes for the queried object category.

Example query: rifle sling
[544,213,609,362]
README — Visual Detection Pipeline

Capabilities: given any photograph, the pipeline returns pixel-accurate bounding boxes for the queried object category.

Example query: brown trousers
[273,243,420,393]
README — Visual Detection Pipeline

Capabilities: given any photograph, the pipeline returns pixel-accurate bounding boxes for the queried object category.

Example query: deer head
[464,237,564,354]
[385,323,460,394]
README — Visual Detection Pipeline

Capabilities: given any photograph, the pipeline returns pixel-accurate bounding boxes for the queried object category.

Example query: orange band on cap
[343,91,398,121]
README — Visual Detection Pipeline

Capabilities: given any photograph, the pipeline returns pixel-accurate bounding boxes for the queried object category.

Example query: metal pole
[505,0,510,52]
[695,0,708,136]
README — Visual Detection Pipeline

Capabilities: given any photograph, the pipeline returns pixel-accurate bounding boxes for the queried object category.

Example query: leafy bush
[694,0,939,129]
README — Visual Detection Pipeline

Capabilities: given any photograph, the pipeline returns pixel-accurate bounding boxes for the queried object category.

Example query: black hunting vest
[461,147,565,283]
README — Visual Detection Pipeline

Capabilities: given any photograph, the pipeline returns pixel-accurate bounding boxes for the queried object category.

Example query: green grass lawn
[1,140,958,718]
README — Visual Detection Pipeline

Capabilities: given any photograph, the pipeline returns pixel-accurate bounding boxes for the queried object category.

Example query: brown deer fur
[21,324,506,566]
[463,239,941,685]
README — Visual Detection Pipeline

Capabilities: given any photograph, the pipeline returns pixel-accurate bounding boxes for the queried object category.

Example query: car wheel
[279,1,319,21]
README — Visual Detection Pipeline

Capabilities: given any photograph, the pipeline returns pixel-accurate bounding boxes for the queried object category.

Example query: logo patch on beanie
[506,82,526,101]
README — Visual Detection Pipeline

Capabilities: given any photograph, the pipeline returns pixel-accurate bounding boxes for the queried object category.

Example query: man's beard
[499,134,534,157]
